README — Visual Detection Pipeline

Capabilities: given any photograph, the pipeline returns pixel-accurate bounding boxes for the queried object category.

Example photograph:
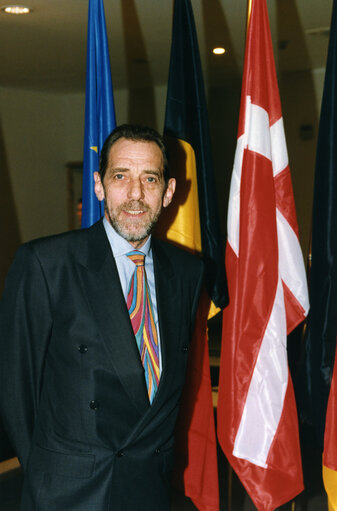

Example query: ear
[162,178,176,208]
[94,172,105,201]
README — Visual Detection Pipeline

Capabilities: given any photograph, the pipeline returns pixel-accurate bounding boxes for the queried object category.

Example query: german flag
[298,1,337,508]
[156,1,228,510]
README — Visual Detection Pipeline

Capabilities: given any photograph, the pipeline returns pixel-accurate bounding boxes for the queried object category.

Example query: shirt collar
[103,217,152,257]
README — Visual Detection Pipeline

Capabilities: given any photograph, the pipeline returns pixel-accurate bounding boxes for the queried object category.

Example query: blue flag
[82,0,116,228]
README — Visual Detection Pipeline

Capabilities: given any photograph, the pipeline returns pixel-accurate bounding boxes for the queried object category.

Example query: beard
[104,200,162,243]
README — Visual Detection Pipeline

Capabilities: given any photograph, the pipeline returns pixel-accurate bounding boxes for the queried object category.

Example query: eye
[114,173,125,180]
[146,175,158,183]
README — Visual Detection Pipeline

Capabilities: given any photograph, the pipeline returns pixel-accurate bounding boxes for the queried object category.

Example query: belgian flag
[158,0,227,311]
[156,1,228,510]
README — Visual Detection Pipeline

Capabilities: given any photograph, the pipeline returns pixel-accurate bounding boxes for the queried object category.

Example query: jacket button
[78,344,88,353]
[155,448,161,455]
[89,400,99,410]
[116,450,124,457]
[182,345,188,353]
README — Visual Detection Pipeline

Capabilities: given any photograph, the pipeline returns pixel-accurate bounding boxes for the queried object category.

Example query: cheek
[146,192,164,213]
[105,188,126,207]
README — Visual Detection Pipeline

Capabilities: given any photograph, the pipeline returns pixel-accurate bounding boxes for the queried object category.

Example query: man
[0,124,204,510]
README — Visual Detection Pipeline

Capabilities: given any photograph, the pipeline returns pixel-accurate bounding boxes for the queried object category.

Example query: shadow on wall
[121,0,157,130]
[0,115,20,462]
[202,0,242,239]
[0,117,21,293]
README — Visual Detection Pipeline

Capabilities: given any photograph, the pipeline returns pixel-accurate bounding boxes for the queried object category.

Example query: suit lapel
[151,239,181,403]
[78,221,150,415]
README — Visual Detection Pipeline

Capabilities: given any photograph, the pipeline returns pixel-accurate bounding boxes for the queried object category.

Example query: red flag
[217,0,309,509]
[172,292,219,511]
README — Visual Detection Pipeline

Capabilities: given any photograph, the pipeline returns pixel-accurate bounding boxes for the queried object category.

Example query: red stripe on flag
[274,166,299,237]
[237,147,278,363]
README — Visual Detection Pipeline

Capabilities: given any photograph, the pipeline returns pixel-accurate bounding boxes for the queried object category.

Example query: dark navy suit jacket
[0,220,203,510]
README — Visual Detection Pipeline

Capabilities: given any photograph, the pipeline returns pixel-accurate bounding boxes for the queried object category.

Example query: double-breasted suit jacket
[0,219,204,510]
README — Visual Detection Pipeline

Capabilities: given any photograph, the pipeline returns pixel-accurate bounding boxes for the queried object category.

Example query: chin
[108,212,155,243]
[124,230,150,243]
[118,224,151,243]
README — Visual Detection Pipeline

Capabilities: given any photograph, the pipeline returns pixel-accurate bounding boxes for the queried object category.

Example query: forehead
[108,138,164,171]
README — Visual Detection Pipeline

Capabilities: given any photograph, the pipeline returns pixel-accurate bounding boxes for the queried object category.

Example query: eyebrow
[110,168,163,177]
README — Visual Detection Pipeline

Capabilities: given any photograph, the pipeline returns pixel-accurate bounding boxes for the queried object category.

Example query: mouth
[123,209,147,218]
[125,210,145,215]
[121,202,149,218]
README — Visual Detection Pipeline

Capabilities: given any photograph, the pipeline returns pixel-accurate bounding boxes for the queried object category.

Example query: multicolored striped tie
[126,251,160,403]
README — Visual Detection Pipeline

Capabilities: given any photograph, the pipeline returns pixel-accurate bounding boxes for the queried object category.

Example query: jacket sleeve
[0,243,52,469]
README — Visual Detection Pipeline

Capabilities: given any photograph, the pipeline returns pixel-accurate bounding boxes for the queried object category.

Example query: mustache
[120,201,150,212]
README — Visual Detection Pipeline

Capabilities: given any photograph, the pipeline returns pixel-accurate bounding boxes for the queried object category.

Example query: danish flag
[217,0,309,509]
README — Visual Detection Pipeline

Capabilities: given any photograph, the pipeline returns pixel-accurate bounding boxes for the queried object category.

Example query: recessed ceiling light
[213,47,226,55]
[2,5,31,14]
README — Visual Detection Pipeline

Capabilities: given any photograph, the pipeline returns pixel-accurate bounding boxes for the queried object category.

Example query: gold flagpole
[247,0,253,31]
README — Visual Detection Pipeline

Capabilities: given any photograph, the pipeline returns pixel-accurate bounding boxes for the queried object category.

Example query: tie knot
[127,251,145,267]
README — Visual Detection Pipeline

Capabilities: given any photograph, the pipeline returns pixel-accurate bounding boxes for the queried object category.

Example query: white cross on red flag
[217,0,309,509]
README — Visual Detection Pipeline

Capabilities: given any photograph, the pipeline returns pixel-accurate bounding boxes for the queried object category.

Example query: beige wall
[1,88,68,242]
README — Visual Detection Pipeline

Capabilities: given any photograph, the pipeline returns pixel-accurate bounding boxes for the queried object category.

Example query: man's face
[94,137,176,248]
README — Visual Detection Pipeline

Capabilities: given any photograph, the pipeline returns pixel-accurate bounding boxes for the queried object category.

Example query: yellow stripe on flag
[323,463,337,511]
[163,137,202,253]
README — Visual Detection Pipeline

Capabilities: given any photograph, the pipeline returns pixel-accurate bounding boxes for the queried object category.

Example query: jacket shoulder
[20,221,104,263]
[25,227,86,251]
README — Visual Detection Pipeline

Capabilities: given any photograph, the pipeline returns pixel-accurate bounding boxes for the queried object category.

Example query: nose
[127,177,144,200]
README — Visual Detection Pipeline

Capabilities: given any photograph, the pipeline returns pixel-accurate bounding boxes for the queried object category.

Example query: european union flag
[82,0,116,228]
